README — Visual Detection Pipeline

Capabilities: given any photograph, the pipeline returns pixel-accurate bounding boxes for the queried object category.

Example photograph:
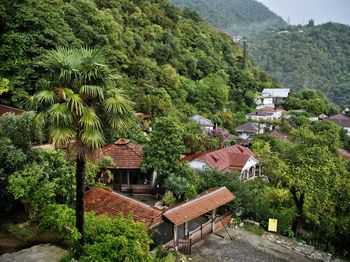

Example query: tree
[29,47,134,255]
[0,112,40,213]
[141,116,185,182]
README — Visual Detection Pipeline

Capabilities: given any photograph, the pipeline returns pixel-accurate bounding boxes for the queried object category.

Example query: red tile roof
[270,130,289,142]
[338,148,350,160]
[0,104,25,116]
[163,187,235,225]
[135,112,151,121]
[183,145,257,172]
[84,188,163,227]
[98,139,143,169]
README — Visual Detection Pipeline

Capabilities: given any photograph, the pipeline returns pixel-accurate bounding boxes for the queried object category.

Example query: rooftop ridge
[164,187,227,215]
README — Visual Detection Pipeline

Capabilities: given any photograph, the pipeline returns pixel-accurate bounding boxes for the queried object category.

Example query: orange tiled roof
[98,139,143,169]
[0,104,25,116]
[183,145,257,172]
[84,188,163,227]
[163,187,235,225]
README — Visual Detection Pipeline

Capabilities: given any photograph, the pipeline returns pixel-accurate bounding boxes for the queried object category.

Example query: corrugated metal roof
[191,115,214,127]
[262,88,290,98]
[84,188,163,227]
[234,122,259,133]
[326,113,350,128]
[163,187,234,225]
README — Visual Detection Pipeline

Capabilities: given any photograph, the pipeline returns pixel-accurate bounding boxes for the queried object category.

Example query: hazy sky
[258,0,350,25]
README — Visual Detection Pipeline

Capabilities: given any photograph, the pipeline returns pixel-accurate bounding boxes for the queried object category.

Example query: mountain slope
[171,0,286,37]
[0,0,277,128]
[170,0,350,107]
[251,23,350,107]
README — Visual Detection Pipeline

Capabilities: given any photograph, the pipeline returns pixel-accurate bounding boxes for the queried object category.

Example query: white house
[182,145,261,182]
[234,122,263,139]
[191,115,215,133]
[246,108,285,121]
[262,88,290,104]
[255,88,290,109]
[255,96,274,110]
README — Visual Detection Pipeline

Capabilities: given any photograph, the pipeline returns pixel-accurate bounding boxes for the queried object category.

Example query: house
[84,188,163,228]
[262,88,290,103]
[191,115,215,133]
[325,113,350,135]
[161,187,234,251]
[246,108,285,121]
[182,145,261,181]
[234,122,263,140]
[96,138,156,193]
[254,96,274,110]
[318,114,328,120]
[84,187,235,252]
[270,129,289,142]
[0,104,25,116]
[255,88,290,109]
[135,112,152,133]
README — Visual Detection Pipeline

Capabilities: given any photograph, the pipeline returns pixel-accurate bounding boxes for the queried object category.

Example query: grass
[243,224,265,236]
[7,222,37,239]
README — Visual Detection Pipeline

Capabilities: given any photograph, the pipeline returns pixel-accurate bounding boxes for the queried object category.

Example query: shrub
[162,191,176,207]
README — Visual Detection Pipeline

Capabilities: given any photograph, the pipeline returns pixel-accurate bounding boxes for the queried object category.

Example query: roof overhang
[163,187,235,226]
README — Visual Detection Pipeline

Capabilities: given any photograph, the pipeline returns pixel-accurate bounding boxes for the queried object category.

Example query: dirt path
[188,227,313,262]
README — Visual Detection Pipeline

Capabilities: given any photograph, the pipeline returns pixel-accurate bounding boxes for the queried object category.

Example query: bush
[162,191,176,207]
[184,185,197,200]
[41,204,153,261]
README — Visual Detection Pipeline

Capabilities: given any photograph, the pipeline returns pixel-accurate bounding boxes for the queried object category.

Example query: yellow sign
[268,219,278,232]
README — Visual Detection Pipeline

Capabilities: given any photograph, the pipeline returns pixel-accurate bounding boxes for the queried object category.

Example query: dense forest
[0,0,277,126]
[170,0,350,108]
[1,0,350,260]
[251,22,350,107]
[171,0,286,37]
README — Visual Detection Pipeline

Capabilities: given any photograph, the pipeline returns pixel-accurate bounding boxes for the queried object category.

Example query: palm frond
[33,110,49,129]
[33,90,56,106]
[49,125,75,148]
[80,85,104,99]
[79,107,102,130]
[80,128,105,149]
[48,103,73,126]
[104,90,135,130]
[64,89,84,116]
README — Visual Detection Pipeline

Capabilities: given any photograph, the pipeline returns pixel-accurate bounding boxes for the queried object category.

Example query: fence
[162,213,232,254]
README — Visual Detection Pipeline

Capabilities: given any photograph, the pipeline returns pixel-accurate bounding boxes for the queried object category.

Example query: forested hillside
[251,23,350,107]
[171,0,286,37]
[170,1,350,107]
[0,0,277,124]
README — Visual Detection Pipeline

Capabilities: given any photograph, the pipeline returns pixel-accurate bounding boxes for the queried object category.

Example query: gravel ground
[0,244,68,262]
[188,228,313,262]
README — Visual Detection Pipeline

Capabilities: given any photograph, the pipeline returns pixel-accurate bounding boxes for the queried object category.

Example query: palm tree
[29,47,134,255]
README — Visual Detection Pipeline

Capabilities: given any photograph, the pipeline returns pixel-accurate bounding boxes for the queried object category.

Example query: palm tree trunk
[75,154,85,256]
